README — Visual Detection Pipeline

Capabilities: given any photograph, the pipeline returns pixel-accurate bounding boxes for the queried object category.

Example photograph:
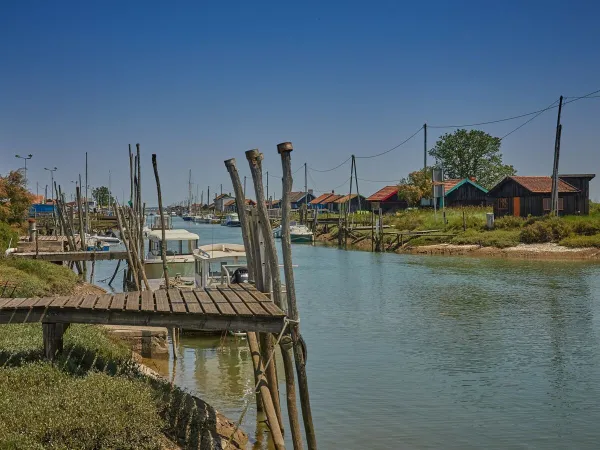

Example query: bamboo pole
[224,159,263,413]
[247,332,286,450]
[115,204,140,291]
[54,184,83,274]
[125,206,150,290]
[278,141,317,450]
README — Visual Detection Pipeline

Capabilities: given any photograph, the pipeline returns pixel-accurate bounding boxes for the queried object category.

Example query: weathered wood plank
[126,292,140,311]
[241,283,273,302]
[49,296,71,308]
[18,297,41,309]
[3,298,27,308]
[168,289,187,313]
[12,251,128,262]
[205,289,236,315]
[0,297,14,308]
[80,295,98,309]
[141,290,154,312]
[154,290,170,312]
[95,294,113,310]
[240,284,285,316]
[193,290,219,315]
[181,290,202,313]
[229,285,270,316]
[218,287,253,316]
[109,293,126,310]
[64,296,84,308]
[33,296,56,308]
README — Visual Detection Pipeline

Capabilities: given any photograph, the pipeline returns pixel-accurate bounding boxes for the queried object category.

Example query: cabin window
[498,198,508,210]
[543,197,564,211]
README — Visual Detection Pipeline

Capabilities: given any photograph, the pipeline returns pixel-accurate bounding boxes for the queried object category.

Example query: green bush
[494,215,525,229]
[451,229,521,248]
[0,363,164,449]
[559,234,600,248]
[0,222,18,253]
[563,216,600,236]
[520,217,572,243]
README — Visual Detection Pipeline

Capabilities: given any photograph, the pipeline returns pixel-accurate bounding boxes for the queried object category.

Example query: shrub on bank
[451,229,521,248]
[520,217,572,244]
[0,257,78,297]
[0,363,164,449]
[559,234,600,248]
[0,222,18,253]
[494,215,525,229]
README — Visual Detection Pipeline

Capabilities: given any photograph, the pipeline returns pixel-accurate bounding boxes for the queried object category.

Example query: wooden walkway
[0,284,285,334]
[12,250,129,261]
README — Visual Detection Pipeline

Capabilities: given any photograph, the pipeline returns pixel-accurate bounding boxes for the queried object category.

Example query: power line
[358,177,401,183]
[500,99,559,140]
[308,156,352,173]
[355,126,424,159]
[429,88,600,129]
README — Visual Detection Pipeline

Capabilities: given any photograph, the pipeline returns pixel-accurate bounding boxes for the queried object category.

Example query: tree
[0,171,34,224]
[428,129,516,189]
[397,168,433,206]
[92,186,115,207]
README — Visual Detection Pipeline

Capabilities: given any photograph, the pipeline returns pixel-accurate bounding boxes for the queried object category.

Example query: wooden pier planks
[0,286,285,333]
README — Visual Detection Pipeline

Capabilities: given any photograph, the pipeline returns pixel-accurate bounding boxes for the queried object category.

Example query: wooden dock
[0,284,284,333]
[12,250,129,262]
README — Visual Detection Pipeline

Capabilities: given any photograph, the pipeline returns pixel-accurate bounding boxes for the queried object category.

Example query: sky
[1,0,599,204]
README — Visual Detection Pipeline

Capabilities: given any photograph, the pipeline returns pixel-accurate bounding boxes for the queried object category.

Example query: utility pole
[550,95,564,216]
[108,170,112,215]
[353,155,361,211]
[85,152,89,233]
[220,183,223,196]
[15,154,33,188]
[244,176,247,198]
[266,171,269,209]
[423,123,427,171]
[207,186,210,207]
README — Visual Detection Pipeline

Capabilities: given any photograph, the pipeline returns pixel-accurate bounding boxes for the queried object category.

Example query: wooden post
[371,209,375,252]
[278,142,317,450]
[248,209,264,287]
[245,150,287,437]
[224,158,255,278]
[129,144,134,205]
[54,184,82,274]
[152,154,177,359]
[248,332,286,449]
[137,144,144,263]
[76,186,87,280]
[125,206,150,290]
[108,259,122,286]
[43,323,66,361]
[224,158,263,413]
[115,205,140,291]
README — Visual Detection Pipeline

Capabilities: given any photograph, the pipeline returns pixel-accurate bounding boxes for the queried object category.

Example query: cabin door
[513,197,520,217]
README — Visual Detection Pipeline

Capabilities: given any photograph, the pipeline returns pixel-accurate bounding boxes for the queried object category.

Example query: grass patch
[451,229,521,248]
[388,206,490,232]
[559,234,600,248]
[0,257,78,297]
[0,363,164,449]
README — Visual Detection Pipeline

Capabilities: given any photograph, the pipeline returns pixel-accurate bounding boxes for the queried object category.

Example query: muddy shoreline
[315,233,600,261]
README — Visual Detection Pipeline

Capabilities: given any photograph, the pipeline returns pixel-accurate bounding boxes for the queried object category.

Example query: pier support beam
[43,323,68,361]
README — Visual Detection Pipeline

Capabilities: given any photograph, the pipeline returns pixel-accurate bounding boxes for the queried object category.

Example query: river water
[93,218,600,449]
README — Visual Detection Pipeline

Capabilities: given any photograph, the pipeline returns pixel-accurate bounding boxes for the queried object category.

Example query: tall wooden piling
[278,141,317,450]
[115,204,140,291]
[75,186,87,280]
[224,159,268,416]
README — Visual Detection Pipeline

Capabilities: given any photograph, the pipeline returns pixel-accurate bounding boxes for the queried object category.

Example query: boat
[290,224,314,243]
[170,211,177,217]
[194,243,248,288]
[192,215,204,223]
[145,229,199,290]
[222,213,241,227]
[182,214,194,222]
[149,215,172,230]
[272,221,314,243]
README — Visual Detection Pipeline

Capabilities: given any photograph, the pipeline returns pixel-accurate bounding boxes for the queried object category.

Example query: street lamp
[15,154,33,188]
[44,167,57,201]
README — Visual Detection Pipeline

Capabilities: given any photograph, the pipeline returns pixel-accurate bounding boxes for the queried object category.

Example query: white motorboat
[145,229,199,290]
[222,213,241,227]
[272,221,313,243]
[194,243,248,288]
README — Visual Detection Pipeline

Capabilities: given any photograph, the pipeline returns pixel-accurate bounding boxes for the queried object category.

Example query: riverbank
[315,230,600,260]
[0,258,247,449]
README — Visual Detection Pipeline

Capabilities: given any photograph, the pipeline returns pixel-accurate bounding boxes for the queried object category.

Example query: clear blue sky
[1,0,599,204]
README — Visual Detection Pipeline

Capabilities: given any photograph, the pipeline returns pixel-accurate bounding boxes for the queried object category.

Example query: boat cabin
[147,229,199,257]
[149,214,172,230]
[194,243,248,287]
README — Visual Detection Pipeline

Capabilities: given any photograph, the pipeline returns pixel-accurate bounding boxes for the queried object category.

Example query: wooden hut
[557,174,596,215]
[486,175,593,217]
[334,194,366,213]
[272,191,316,209]
[224,198,256,213]
[436,178,489,208]
[366,186,407,213]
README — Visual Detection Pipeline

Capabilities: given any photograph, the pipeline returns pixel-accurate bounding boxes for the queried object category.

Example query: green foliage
[590,201,600,215]
[397,168,434,205]
[451,229,521,248]
[559,234,600,248]
[0,171,34,225]
[0,258,78,297]
[494,215,525,229]
[0,363,163,449]
[561,215,600,236]
[428,129,516,189]
[519,217,572,243]
[389,206,490,231]
[0,222,18,252]
[92,186,115,207]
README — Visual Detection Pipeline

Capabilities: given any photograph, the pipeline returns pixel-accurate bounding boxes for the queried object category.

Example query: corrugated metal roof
[510,176,579,193]
[366,186,398,202]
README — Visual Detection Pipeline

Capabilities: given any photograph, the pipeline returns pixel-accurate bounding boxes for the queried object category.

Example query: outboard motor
[231,267,249,284]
